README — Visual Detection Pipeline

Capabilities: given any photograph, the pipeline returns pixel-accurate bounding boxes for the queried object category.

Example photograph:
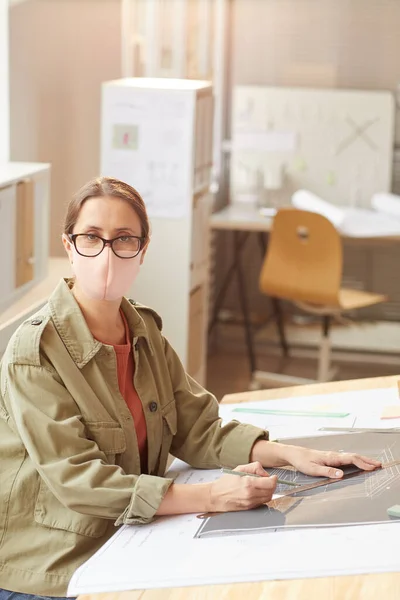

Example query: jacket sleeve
[3,363,173,525]
[164,338,269,469]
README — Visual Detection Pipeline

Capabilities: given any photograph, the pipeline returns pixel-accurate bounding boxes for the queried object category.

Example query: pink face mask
[71,246,141,301]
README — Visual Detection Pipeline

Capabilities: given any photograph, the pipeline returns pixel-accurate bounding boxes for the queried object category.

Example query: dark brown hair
[64,177,150,240]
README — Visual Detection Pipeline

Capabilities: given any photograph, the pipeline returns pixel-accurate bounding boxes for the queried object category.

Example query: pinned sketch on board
[101,83,195,219]
[112,125,139,150]
[230,86,394,209]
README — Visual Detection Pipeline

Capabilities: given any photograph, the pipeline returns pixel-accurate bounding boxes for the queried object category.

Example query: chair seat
[339,288,387,311]
[295,288,387,316]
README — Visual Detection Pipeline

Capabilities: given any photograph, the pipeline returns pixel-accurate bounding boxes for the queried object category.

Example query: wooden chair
[253,208,387,389]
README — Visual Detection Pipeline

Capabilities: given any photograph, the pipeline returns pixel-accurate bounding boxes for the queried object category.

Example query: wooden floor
[206,328,400,401]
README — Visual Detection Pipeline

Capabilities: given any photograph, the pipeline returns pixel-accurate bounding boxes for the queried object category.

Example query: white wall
[9,0,122,256]
[0,0,9,162]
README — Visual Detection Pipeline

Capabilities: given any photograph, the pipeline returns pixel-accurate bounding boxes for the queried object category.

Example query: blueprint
[195,432,400,538]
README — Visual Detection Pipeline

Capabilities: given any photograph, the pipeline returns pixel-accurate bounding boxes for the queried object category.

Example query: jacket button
[149,401,158,413]
[31,318,43,326]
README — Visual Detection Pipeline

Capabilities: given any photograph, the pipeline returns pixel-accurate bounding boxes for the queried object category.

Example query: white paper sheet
[101,88,193,219]
[68,518,400,596]
[219,387,400,440]
[231,130,297,153]
[67,386,400,596]
[340,207,400,237]
[291,189,345,227]
[291,189,400,237]
[371,192,400,219]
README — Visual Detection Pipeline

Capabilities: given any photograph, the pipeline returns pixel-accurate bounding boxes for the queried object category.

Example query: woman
[0,177,380,599]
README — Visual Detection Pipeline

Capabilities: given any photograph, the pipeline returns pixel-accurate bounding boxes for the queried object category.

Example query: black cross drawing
[335,117,380,156]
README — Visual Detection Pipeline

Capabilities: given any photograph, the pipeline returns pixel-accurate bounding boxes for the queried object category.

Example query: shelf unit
[101,78,214,385]
[0,162,51,313]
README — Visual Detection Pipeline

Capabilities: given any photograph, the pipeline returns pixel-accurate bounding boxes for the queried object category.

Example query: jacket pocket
[161,400,178,437]
[34,479,108,538]
[84,421,127,465]
[156,400,177,475]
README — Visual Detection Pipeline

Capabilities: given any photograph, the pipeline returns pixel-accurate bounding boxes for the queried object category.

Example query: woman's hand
[250,439,381,479]
[208,461,277,512]
[284,446,381,478]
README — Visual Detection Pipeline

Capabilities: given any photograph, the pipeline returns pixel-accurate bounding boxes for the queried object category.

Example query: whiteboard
[230,86,395,209]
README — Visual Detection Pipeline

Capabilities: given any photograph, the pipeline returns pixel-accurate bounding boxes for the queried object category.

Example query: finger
[336,453,381,470]
[321,451,382,470]
[252,474,278,491]
[243,482,277,506]
[307,464,344,479]
[234,462,270,477]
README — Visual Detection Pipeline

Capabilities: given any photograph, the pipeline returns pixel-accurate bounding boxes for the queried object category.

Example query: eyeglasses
[69,233,145,259]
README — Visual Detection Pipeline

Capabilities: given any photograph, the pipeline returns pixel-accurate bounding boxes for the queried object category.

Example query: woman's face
[62,195,147,264]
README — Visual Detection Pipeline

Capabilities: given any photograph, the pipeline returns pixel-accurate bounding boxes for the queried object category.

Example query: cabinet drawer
[0,185,16,304]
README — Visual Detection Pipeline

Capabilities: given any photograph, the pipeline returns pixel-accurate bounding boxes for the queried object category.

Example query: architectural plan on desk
[195,432,400,539]
[68,386,400,596]
[68,453,400,596]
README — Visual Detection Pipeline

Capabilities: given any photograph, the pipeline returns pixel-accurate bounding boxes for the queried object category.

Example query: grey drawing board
[195,432,400,538]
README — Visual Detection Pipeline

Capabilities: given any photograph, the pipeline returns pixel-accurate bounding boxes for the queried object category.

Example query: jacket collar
[48,279,153,369]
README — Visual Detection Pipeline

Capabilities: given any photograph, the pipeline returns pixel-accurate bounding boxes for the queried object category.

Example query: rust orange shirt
[97,312,147,472]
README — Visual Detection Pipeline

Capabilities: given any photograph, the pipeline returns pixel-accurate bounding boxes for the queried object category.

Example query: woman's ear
[62,234,74,264]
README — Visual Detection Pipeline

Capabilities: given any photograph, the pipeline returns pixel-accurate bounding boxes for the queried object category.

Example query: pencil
[221,468,300,487]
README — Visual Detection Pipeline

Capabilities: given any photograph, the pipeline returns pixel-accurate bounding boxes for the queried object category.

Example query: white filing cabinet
[101,78,214,385]
[0,162,51,314]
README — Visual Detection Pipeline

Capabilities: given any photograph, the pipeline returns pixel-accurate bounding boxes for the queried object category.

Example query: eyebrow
[83,225,138,235]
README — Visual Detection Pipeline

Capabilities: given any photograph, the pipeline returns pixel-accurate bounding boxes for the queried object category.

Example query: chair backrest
[259,208,343,307]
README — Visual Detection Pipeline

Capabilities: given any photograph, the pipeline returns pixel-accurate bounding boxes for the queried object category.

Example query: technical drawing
[195,432,400,539]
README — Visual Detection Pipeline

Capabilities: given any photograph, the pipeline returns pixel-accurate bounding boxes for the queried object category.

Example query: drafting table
[211,203,400,242]
[77,374,400,600]
[209,203,400,375]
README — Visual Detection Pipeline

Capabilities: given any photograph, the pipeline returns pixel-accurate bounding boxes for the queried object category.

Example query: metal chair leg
[272,298,289,357]
[233,231,256,374]
[258,233,288,358]
[208,232,250,335]
[318,316,331,382]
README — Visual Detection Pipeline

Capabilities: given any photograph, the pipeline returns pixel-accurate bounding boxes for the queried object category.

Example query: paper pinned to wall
[101,86,194,219]
[231,130,298,153]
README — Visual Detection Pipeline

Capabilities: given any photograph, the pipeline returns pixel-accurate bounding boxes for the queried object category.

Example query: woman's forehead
[76,196,142,228]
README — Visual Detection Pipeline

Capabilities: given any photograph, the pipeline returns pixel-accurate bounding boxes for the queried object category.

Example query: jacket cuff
[219,422,269,468]
[115,474,174,526]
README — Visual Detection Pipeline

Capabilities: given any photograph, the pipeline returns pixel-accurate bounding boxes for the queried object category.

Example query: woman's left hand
[284,446,381,478]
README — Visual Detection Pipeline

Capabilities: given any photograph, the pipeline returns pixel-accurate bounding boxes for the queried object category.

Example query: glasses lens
[112,236,141,258]
[75,234,104,256]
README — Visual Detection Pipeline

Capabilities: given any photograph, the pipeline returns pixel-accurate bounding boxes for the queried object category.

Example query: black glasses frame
[69,233,145,259]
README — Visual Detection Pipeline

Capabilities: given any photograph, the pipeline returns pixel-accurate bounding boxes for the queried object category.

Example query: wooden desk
[79,375,400,600]
[211,204,400,245]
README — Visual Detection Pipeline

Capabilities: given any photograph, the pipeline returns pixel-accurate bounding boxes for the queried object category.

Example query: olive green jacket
[0,279,267,597]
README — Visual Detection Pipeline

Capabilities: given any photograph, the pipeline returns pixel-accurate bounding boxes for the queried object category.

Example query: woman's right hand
[208,461,278,512]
